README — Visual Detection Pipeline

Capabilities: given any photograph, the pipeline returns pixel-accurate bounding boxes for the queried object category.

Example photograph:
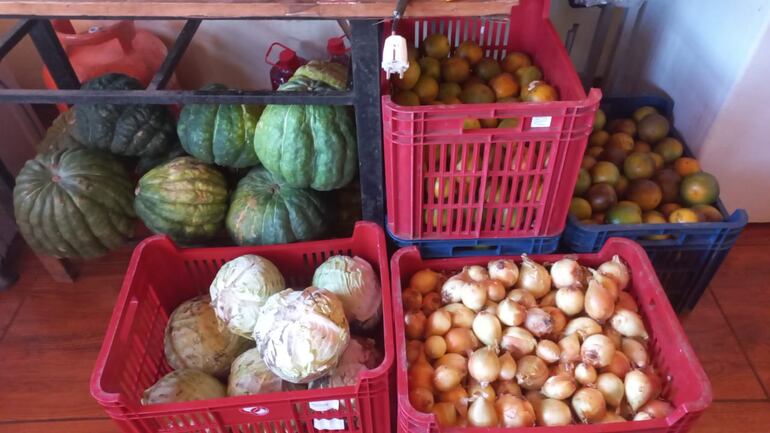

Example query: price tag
[309,399,340,411]
[531,116,552,128]
[313,418,346,431]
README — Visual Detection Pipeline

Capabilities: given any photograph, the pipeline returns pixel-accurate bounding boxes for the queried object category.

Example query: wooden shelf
[0,0,517,19]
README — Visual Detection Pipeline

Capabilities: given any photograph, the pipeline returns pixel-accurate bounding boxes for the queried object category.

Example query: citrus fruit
[650,152,664,170]
[488,73,520,99]
[441,57,471,83]
[418,57,441,80]
[632,106,658,123]
[680,172,719,205]
[475,58,502,81]
[498,118,520,128]
[423,34,450,59]
[522,81,558,102]
[586,146,604,158]
[615,175,629,197]
[456,40,483,65]
[497,97,518,103]
[515,65,543,88]
[582,155,597,171]
[674,157,701,177]
[660,203,682,219]
[463,118,482,130]
[586,183,617,213]
[605,203,642,224]
[574,168,591,196]
[570,197,592,220]
[592,212,606,224]
[407,45,419,61]
[591,161,620,185]
[608,118,637,136]
[692,204,723,222]
[643,210,666,224]
[443,96,462,105]
[502,52,532,73]
[480,118,498,128]
[623,151,656,180]
[460,83,495,104]
[608,132,634,152]
[590,130,610,147]
[617,200,643,214]
[669,208,699,223]
[425,209,449,228]
[432,178,452,198]
[633,141,651,153]
[461,76,485,89]
[626,179,662,211]
[393,61,421,90]
[655,137,684,163]
[600,147,628,167]
[637,113,670,143]
[413,76,439,103]
[438,82,462,102]
[393,90,420,106]
[593,109,607,132]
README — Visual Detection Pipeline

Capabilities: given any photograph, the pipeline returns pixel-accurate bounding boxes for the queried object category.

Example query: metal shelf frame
[0,17,384,282]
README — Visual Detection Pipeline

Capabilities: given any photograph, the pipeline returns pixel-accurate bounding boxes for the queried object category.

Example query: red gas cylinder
[327,35,350,67]
[265,42,307,90]
[41,20,179,113]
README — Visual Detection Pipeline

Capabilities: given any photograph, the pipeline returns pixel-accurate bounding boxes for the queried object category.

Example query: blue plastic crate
[563,96,748,312]
[387,225,560,258]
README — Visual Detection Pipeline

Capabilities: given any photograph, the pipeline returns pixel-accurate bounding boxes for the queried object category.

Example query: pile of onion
[402,255,672,427]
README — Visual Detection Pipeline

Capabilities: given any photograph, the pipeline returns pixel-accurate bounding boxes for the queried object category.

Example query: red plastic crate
[390,237,711,433]
[382,0,601,240]
[90,222,394,433]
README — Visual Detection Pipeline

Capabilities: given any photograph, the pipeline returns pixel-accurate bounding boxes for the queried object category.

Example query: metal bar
[0,19,34,61]
[349,19,384,224]
[0,88,355,105]
[147,19,201,90]
[582,5,613,88]
[28,19,79,89]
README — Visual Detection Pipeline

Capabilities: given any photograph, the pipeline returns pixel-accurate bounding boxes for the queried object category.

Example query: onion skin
[537,398,573,426]
[501,327,537,358]
[433,365,464,392]
[467,265,489,282]
[541,374,577,400]
[507,289,537,308]
[402,288,423,313]
[488,259,519,288]
[445,328,479,354]
[581,334,615,368]
[564,317,602,341]
[494,380,522,397]
[425,310,452,336]
[497,298,526,327]
[559,334,581,364]
[435,353,468,374]
[571,387,607,423]
[539,290,558,307]
[600,413,626,423]
[536,340,561,364]
[596,372,625,407]
[616,291,639,312]
[406,340,425,365]
[542,306,567,336]
[409,387,434,413]
[575,362,597,386]
[598,255,630,291]
[462,281,488,311]
[432,401,458,427]
[472,311,502,347]
[468,395,498,427]
[515,355,549,390]
[637,399,674,419]
[611,309,649,339]
[496,394,536,427]
[551,257,585,290]
[442,303,475,329]
[439,387,469,417]
[405,311,427,339]
[602,351,632,379]
[425,335,447,360]
[525,307,554,337]
[468,346,501,385]
[421,292,442,315]
[483,279,506,302]
[498,352,518,381]
[625,369,654,411]
[556,287,584,316]
[517,255,552,299]
[441,272,468,304]
[584,278,615,322]
[622,338,649,368]
[411,269,441,295]
[589,269,619,301]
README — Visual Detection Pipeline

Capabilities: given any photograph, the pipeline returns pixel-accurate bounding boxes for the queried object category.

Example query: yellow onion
[411,269,441,294]
[575,362,597,386]
[483,300,498,315]
[468,377,496,400]
[515,355,549,390]
[517,255,552,298]
[604,324,622,349]
[539,290,557,307]
[501,327,537,358]
[584,277,615,322]
[558,334,581,363]
[526,389,543,414]
[467,265,489,282]
[541,374,577,400]
[494,380,522,397]
[497,299,526,327]
[468,394,498,427]
[589,268,619,300]
[435,353,468,374]
[555,287,584,316]
[409,387,434,412]
[598,255,630,291]
[596,372,625,407]
[507,289,536,308]
[536,340,561,364]
[488,259,519,288]
[406,340,425,365]
[425,335,447,360]
[445,328,479,354]
[581,334,615,368]
[441,271,469,303]
[425,310,452,336]
[402,288,423,313]
[433,365,464,392]
[462,281,488,312]
[571,387,606,423]
[622,338,649,368]
[550,257,585,290]
[408,360,435,390]
[498,352,518,381]
[472,311,502,346]
[443,303,475,328]
[537,398,572,426]
[550,362,574,377]
[636,399,674,420]
[405,311,427,339]
[602,351,632,379]
[421,292,442,315]
[645,366,664,401]
[599,413,626,423]
[524,307,554,337]
[542,306,567,335]
[432,401,458,427]
[496,394,536,427]
[439,386,469,417]
[616,291,639,312]
[625,369,654,411]
[483,279,506,302]
[564,317,602,341]
[611,309,649,339]
[469,346,501,385]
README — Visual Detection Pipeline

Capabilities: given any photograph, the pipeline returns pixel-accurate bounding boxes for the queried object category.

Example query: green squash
[135,157,228,244]
[226,167,328,246]
[177,84,263,168]
[253,62,357,191]
[13,147,135,258]
[73,73,176,158]
[36,110,82,154]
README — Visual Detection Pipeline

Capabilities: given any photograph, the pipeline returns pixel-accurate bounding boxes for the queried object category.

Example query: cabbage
[227,348,283,396]
[164,295,252,378]
[309,337,383,389]
[210,254,286,338]
[312,256,381,329]
[254,287,350,383]
[142,369,226,405]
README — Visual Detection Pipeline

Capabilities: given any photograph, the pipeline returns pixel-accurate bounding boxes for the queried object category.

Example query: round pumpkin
[13,147,135,258]
[178,84,263,168]
[73,73,176,158]
[254,62,357,191]
[226,167,329,246]
[36,111,82,154]
[134,157,228,244]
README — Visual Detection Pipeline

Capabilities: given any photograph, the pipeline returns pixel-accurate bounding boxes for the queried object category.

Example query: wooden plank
[679,290,767,400]
[0,419,119,433]
[691,402,770,433]
[0,0,518,19]
[0,289,24,340]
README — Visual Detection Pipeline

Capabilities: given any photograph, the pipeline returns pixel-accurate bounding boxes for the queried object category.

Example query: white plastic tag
[309,399,340,411]
[313,418,346,431]
[531,116,552,128]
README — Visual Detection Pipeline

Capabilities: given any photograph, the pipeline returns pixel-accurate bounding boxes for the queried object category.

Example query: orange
[460,83,495,104]
[589,130,610,147]
[441,57,471,83]
[674,157,701,177]
[393,90,420,106]
[407,45,419,61]
[669,208,699,223]
[418,57,441,80]
[659,203,682,219]
[608,132,635,152]
[423,34,450,59]
[633,141,651,152]
[463,118,482,130]
[480,118,498,128]
[438,82,462,102]
[413,76,439,104]
[455,40,483,65]
[474,58,502,81]
[462,76,485,89]
[498,118,520,128]
[443,96,462,105]
[502,52,532,74]
[488,72,520,99]
[393,61,421,90]
[522,81,558,102]
[497,97,518,103]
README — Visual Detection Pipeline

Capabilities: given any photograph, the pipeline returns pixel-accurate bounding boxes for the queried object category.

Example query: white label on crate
[309,399,340,411]
[313,418,346,431]
[531,116,552,128]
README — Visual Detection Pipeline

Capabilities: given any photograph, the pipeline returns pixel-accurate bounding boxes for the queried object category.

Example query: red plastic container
[382,0,601,240]
[266,42,307,90]
[391,237,711,433]
[327,35,350,67]
[90,222,393,433]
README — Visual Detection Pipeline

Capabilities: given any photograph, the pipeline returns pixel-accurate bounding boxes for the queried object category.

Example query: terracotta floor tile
[691,402,770,433]
[0,418,118,433]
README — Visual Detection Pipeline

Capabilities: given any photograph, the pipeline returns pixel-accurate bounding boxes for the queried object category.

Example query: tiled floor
[0,226,769,432]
